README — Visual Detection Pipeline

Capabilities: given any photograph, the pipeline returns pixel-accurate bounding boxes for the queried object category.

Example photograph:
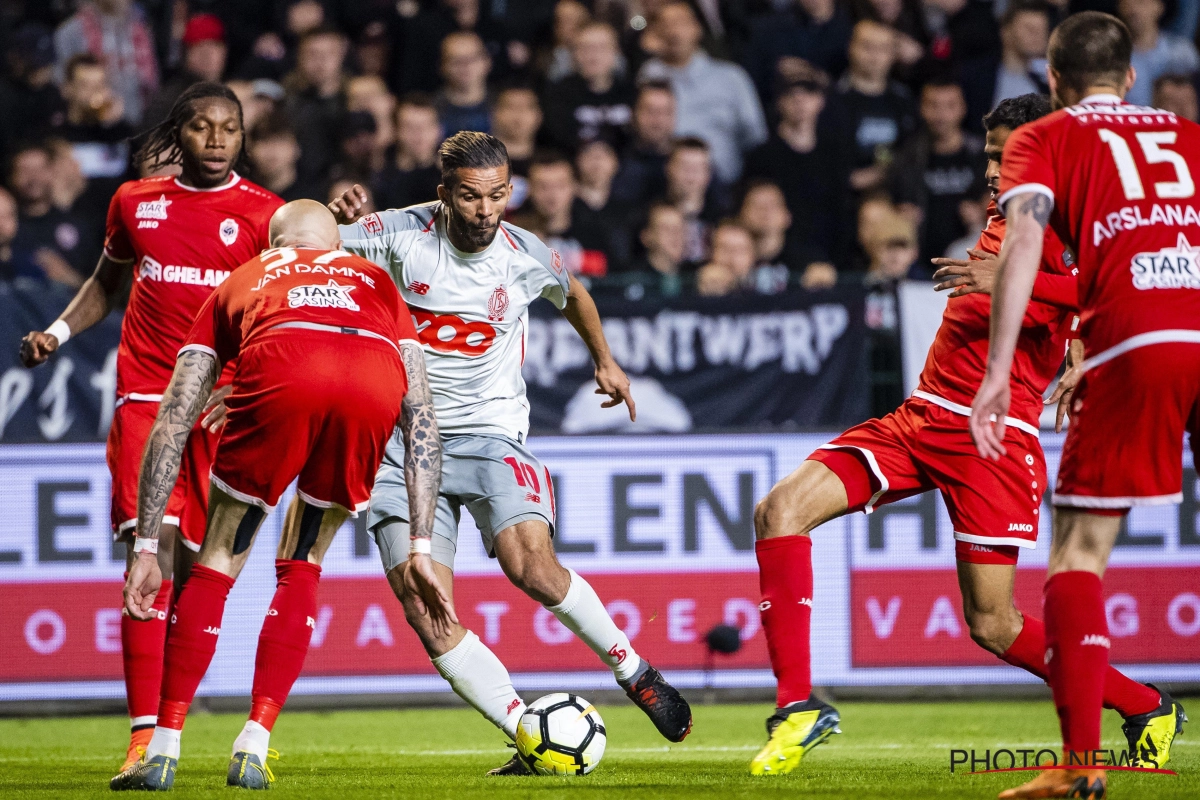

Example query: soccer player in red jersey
[110,201,451,791]
[18,83,283,770]
[749,92,1174,780]
[973,13,1192,798]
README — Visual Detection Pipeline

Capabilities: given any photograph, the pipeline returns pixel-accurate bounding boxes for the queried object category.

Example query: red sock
[1045,571,1109,760]
[157,565,235,730]
[756,536,813,708]
[122,578,173,730]
[249,560,322,731]
[1001,615,1159,717]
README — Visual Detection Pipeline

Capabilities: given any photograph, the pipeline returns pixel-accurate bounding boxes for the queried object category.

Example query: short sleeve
[103,186,134,262]
[502,223,570,309]
[180,288,237,365]
[997,122,1057,215]
[338,206,430,279]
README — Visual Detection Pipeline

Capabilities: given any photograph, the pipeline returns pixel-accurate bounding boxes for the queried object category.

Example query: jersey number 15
[1099,129,1195,200]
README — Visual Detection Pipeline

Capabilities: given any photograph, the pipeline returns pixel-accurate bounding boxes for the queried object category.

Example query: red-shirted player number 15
[1099,129,1195,200]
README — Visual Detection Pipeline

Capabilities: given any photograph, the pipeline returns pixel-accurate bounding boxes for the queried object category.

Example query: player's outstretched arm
[970,192,1049,460]
[327,183,370,224]
[125,349,220,620]
[397,342,457,636]
[561,274,637,421]
[18,254,130,367]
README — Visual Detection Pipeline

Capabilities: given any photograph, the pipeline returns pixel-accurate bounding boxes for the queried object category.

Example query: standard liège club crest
[488,284,510,321]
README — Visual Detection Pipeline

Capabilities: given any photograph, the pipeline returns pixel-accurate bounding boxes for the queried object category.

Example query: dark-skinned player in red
[18,82,283,771]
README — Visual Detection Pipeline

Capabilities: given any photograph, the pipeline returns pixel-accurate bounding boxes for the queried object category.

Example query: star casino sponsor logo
[488,284,510,321]
[287,280,360,311]
[411,308,496,356]
[1130,233,1200,290]
[949,747,1173,774]
[137,255,230,287]
[135,194,171,223]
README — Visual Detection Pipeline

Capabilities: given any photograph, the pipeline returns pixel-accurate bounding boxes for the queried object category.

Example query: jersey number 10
[1099,129,1196,200]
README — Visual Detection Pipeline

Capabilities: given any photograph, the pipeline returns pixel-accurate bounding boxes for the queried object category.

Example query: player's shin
[122,577,173,734]
[546,568,643,685]
[1045,571,1109,760]
[432,631,526,739]
[756,535,814,707]
[149,564,236,759]
[237,559,323,761]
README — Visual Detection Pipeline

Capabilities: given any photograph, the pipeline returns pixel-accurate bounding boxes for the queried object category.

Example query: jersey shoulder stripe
[500,221,569,290]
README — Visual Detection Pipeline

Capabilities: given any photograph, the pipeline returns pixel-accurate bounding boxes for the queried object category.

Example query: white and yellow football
[514,693,607,775]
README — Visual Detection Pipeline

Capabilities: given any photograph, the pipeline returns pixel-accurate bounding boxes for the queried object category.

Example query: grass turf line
[0,700,1193,798]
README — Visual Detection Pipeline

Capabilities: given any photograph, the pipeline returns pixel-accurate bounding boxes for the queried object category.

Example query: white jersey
[340,202,570,440]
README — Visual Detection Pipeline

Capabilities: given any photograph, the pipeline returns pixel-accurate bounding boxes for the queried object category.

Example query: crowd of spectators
[3,0,1200,302]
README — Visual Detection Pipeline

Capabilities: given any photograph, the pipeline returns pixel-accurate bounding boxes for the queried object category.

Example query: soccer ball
[514,693,607,775]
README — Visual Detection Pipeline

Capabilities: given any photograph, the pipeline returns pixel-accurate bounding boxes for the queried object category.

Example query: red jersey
[182,247,419,367]
[104,173,283,399]
[998,94,1200,359]
[917,204,1078,428]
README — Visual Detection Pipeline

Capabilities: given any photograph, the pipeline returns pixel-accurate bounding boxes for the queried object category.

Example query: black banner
[0,283,869,442]
[524,286,870,433]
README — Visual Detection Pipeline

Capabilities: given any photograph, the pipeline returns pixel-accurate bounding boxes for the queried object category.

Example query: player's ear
[436,183,448,204]
[1124,65,1137,98]
[334,238,342,251]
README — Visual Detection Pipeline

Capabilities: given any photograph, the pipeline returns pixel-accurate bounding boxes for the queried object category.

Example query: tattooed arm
[396,341,457,635]
[970,192,1053,460]
[398,342,442,541]
[137,349,221,541]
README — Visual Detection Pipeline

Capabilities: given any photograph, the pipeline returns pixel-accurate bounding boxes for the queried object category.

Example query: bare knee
[755,462,846,540]
[509,559,570,606]
[964,605,1022,655]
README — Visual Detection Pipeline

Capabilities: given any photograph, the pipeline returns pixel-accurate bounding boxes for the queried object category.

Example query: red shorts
[210,330,406,514]
[1054,339,1200,510]
[107,399,217,550]
[808,397,1047,565]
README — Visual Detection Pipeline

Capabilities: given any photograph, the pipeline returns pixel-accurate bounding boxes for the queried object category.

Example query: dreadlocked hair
[133,81,249,174]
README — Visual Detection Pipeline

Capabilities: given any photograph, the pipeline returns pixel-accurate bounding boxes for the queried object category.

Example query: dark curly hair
[983,93,1053,132]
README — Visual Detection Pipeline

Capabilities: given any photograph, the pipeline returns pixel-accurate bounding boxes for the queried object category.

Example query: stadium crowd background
[2,0,1198,308]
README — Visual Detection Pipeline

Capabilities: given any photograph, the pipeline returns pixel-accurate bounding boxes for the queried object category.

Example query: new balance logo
[506,698,522,715]
[607,644,628,665]
[1081,634,1111,648]
[525,492,541,504]
[203,626,221,635]
[407,281,430,295]
[1008,523,1034,532]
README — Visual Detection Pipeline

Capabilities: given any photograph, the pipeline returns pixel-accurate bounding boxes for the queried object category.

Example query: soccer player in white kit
[330,132,692,774]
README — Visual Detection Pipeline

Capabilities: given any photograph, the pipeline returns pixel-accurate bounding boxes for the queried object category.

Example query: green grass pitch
[0,699,1194,798]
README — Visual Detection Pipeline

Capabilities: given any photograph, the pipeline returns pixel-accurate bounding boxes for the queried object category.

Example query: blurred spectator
[248,114,323,201]
[56,54,133,180]
[862,208,915,413]
[961,1,1051,125]
[638,1,767,184]
[237,0,326,82]
[541,22,635,153]
[225,79,284,135]
[743,0,854,102]
[744,67,852,274]
[853,193,898,271]
[45,138,108,249]
[575,138,631,264]
[921,0,1001,84]
[54,0,159,125]
[144,14,227,127]
[611,81,675,204]
[334,110,383,183]
[491,85,542,205]
[437,32,492,136]
[0,24,66,160]
[890,79,985,269]
[375,93,443,210]
[346,76,397,157]
[621,201,688,297]
[397,0,507,94]
[285,26,349,186]
[1121,0,1200,106]
[824,21,917,195]
[696,220,756,296]
[0,187,41,283]
[851,0,929,81]
[353,21,391,81]
[739,180,794,294]
[943,187,990,260]
[542,0,594,83]
[658,136,727,264]
[1154,73,1200,120]
[7,144,87,285]
[516,151,611,276]
[864,210,920,285]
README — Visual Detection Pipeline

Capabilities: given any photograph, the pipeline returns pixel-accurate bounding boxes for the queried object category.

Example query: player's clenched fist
[124,551,163,621]
[19,330,60,368]
[327,183,370,224]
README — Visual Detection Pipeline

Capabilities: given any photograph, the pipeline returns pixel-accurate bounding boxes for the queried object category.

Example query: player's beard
[446,204,500,250]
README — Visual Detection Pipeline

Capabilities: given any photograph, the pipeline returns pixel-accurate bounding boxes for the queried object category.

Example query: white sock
[432,630,526,739]
[548,568,642,684]
[146,726,181,760]
[232,720,271,763]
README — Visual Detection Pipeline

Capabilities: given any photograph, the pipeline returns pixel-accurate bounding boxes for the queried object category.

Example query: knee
[755,486,804,540]
[964,606,1020,655]
[510,560,569,606]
